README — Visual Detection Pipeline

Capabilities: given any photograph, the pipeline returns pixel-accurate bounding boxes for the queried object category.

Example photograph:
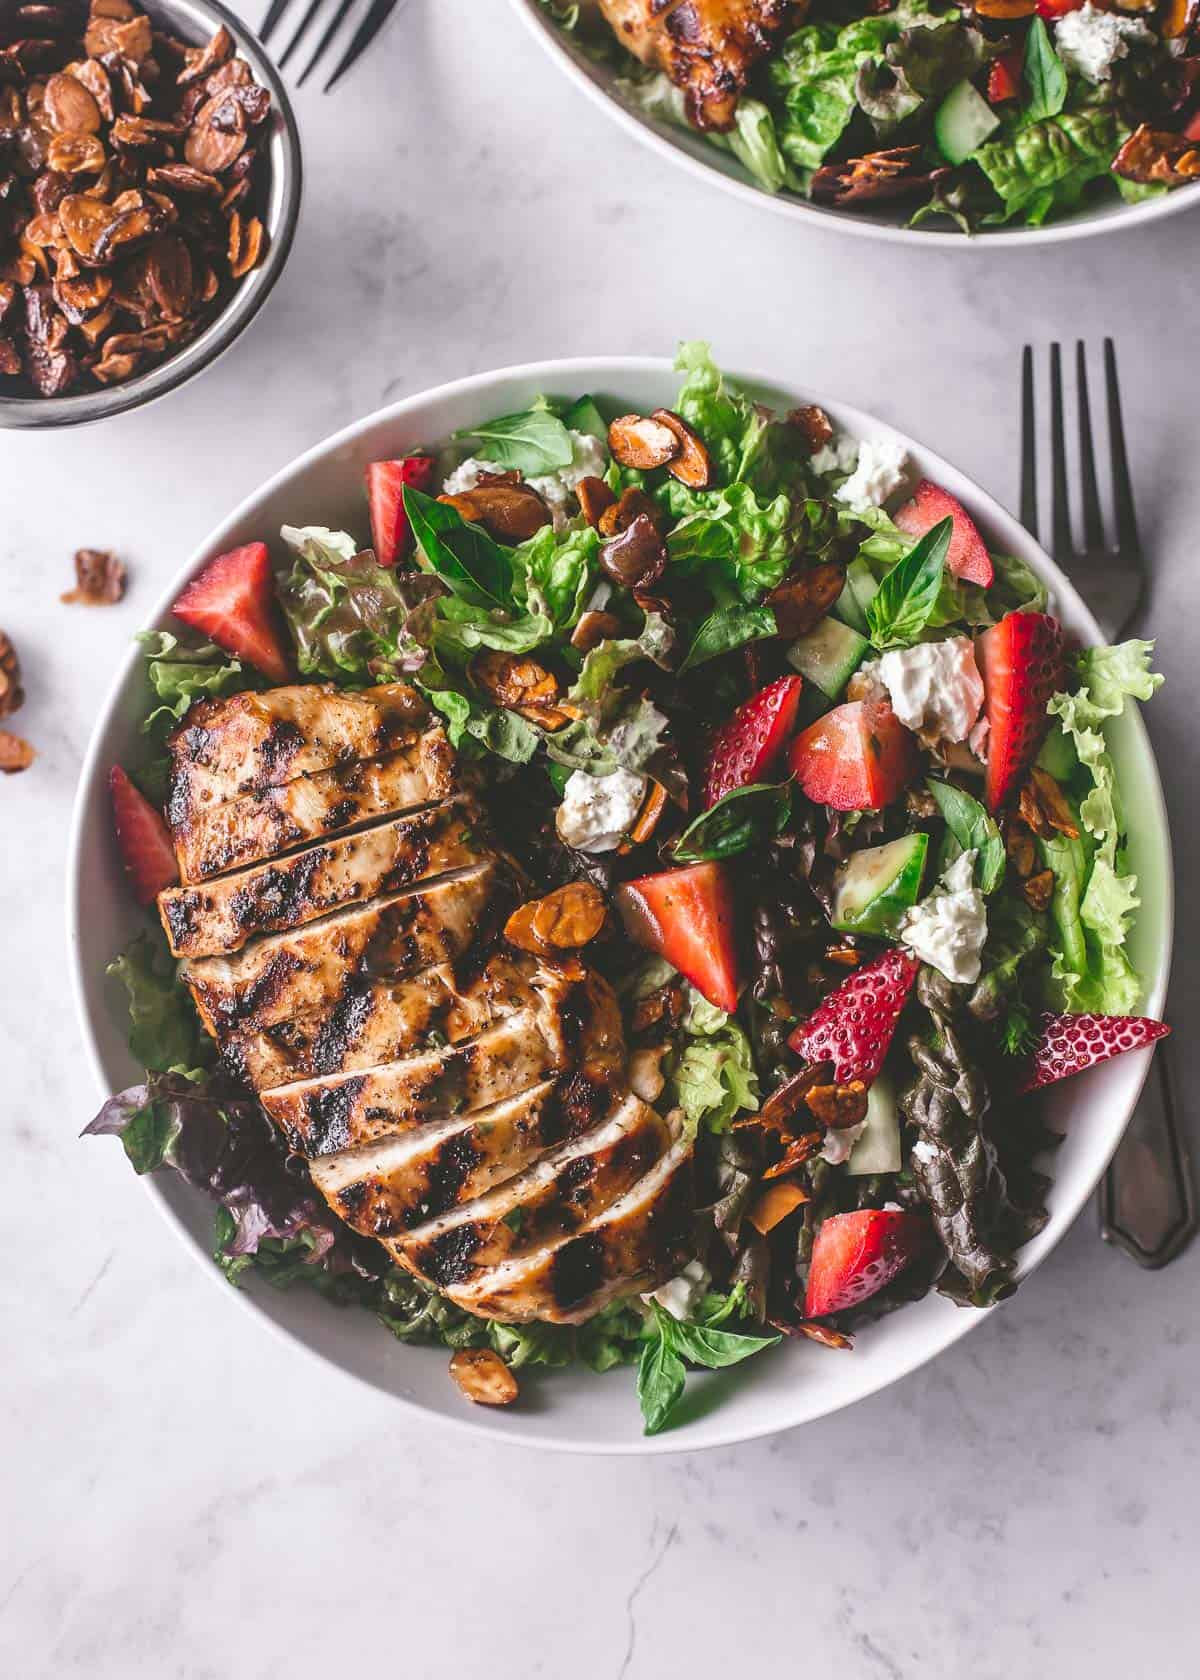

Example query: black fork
[1021,341,1194,1269]
[260,0,408,92]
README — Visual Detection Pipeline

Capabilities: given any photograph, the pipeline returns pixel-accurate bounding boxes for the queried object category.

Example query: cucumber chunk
[847,1072,901,1177]
[788,617,870,699]
[831,832,929,936]
[833,555,880,636]
[934,79,1001,167]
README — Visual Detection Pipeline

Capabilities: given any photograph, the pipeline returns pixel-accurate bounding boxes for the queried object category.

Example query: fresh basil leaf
[562,394,608,441]
[927,778,1005,894]
[453,407,574,475]
[1022,16,1067,125]
[668,1319,780,1370]
[679,603,777,672]
[672,782,791,863]
[403,487,513,611]
[866,517,952,648]
[636,1325,687,1436]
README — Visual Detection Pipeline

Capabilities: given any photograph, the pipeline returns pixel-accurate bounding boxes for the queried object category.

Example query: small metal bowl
[0,0,302,431]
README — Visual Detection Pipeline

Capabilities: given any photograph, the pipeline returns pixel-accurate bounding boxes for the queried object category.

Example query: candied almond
[43,72,102,135]
[469,649,560,712]
[448,1349,518,1406]
[0,632,25,720]
[47,132,106,175]
[576,474,616,529]
[227,212,265,280]
[619,778,668,851]
[439,482,551,543]
[805,1080,868,1130]
[0,730,36,774]
[597,486,665,539]
[767,560,846,638]
[1022,869,1055,913]
[747,1179,809,1235]
[505,882,606,955]
[652,409,714,490]
[570,609,622,654]
[599,514,666,592]
[608,413,680,471]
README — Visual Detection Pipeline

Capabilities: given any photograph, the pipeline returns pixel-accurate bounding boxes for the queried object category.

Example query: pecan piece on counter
[0,632,24,720]
[652,409,714,490]
[766,560,846,637]
[607,412,680,471]
[0,731,36,774]
[61,547,126,604]
[504,881,607,955]
[448,1350,518,1407]
[1113,124,1200,186]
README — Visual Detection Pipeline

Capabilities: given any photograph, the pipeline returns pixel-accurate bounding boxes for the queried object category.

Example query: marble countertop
[4,2,1199,1674]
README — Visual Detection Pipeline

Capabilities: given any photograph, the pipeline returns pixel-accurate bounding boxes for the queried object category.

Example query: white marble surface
[3,2,1199,1674]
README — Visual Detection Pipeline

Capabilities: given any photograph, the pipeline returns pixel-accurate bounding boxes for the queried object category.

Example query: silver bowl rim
[0,0,303,430]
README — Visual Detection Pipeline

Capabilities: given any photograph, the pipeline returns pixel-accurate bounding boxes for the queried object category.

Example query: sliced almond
[1022,868,1055,913]
[599,514,666,591]
[767,561,846,638]
[439,483,551,543]
[597,486,666,539]
[608,413,680,471]
[652,409,714,490]
[805,1080,868,1130]
[747,1179,809,1235]
[505,881,606,955]
[618,778,667,852]
[43,73,102,135]
[570,609,622,654]
[576,474,616,529]
[0,730,35,774]
[448,1349,518,1406]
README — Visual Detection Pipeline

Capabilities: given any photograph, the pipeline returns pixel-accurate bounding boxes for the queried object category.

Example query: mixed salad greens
[90,344,1167,1435]
[545,0,1200,231]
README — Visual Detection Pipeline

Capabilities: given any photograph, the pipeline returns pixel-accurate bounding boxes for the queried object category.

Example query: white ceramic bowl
[67,356,1173,1453]
[511,0,1200,249]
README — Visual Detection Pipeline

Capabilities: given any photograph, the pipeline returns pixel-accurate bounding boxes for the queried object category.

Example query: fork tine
[1105,339,1142,562]
[1020,344,1038,540]
[298,0,357,86]
[323,0,401,91]
[1075,341,1105,553]
[260,0,293,44]
[1049,342,1072,561]
[278,0,324,68]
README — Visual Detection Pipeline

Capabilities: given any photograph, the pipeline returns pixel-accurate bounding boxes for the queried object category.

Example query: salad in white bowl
[79,347,1168,1441]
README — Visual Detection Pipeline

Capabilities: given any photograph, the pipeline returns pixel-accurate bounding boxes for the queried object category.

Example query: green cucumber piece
[847,1072,901,1177]
[833,575,869,634]
[787,616,870,699]
[834,555,880,636]
[934,79,1001,167]
[562,394,607,441]
[831,832,929,936]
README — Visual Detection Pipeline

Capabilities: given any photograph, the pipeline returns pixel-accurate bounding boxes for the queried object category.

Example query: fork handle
[1100,1042,1196,1268]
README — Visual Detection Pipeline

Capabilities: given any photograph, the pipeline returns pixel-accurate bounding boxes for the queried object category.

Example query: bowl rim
[0,0,303,431]
[510,0,1200,251]
[66,353,1174,1454]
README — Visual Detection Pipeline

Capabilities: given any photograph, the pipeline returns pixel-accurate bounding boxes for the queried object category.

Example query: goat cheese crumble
[643,1259,711,1321]
[442,430,607,531]
[876,636,984,744]
[1055,3,1154,82]
[821,1121,867,1166]
[900,850,988,984]
[555,767,646,853]
[835,436,909,514]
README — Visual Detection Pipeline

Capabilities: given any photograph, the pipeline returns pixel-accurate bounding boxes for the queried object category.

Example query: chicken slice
[416,1137,695,1324]
[308,1079,588,1240]
[158,797,491,959]
[397,1092,673,1290]
[172,729,455,884]
[599,0,793,129]
[180,862,514,1041]
[221,949,548,1092]
[261,971,626,1159]
[166,681,429,828]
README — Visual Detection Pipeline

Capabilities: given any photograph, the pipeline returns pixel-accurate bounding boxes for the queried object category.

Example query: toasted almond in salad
[448,1349,519,1407]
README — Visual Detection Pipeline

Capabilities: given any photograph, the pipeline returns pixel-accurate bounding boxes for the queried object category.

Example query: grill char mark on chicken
[598,0,793,130]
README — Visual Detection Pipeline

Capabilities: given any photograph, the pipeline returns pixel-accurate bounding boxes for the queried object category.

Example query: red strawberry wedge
[172,544,290,684]
[109,766,178,904]
[894,480,994,587]
[367,455,436,567]
[1017,1012,1170,1094]
[986,50,1022,102]
[703,675,803,808]
[789,948,920,1085]
[615,861,738,1014]
[805,1210,930,1318]
[789,699,917,811]
[977,611,1064,811]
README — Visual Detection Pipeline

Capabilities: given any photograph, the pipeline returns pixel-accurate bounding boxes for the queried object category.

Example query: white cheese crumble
[899,850,988,985]
[442,430,607,531]
[835,436,909,514]
[1055,3,1153,82]
[821,1121,867,1166]
[876,636,984,744]
[642,1259,711,1322]
[555,767,646,853]
[809,433,859,478]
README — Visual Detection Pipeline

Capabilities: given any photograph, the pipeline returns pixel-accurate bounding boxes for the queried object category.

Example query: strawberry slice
[1017,1012,1170,1094]
[894,480,994,587]
[367,455,436,567]
[805,1209,930,1318]
[987,50,1023,104]
[976,610,1064,812]
[789,949,920,1084]
[703,675,802,808]
[616,861,738,1013]
[1036,0,1083,16]
[172,543,290,684]
[1184,110,1200,143]
[109,765,178,904]
[789,699,917,811]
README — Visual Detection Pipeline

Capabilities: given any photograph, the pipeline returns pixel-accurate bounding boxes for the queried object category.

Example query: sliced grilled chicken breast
[173,729,455,883]
[166,682,429,828]
[397,1093,672,1289]
[599,0,792,129]
[159,798,490,959]
[417,1138,695,1324]
[180,862,513,1040]
[222,949,548,1091]
[308,1080,581,1239]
